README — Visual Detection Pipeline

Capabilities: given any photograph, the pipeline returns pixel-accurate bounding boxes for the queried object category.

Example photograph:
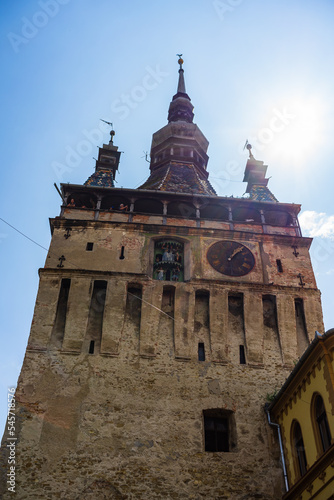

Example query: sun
[251,96,326,169]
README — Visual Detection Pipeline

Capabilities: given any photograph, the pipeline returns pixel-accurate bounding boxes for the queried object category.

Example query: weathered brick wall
[1,347,290,499]
[0,214,324,499]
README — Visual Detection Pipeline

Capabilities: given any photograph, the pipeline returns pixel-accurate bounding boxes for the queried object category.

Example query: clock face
[207,241,255,277]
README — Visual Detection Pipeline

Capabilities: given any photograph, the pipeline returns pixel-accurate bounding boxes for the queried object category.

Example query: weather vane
[100,119,115,144]
[177,53,183,68]
[100,119,113,128]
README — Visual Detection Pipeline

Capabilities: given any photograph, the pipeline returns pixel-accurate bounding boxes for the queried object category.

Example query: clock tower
[0,58,324,499]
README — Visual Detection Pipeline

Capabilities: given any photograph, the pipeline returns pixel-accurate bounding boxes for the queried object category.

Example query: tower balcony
[58,185,302,237]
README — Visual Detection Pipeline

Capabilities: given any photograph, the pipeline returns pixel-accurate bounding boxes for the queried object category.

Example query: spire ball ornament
[177,54,184,68]
[246,143,254,159]
[243,141,254,159]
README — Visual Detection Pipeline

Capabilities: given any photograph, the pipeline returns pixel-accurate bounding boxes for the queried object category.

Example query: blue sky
[1,0,334,430]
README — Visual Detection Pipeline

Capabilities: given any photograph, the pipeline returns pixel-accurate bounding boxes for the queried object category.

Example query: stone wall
[0,215,324,499]
[1,346,290,499]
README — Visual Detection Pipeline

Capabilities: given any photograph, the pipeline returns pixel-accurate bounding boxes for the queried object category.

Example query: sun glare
[251,96,326,169]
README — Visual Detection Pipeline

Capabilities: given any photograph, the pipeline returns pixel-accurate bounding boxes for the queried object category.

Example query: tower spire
[176,54,186,94]
[168,55,194,123]
[138,56,216,196]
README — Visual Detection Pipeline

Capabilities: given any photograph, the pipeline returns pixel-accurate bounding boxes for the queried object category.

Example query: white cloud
[299,211,334,239]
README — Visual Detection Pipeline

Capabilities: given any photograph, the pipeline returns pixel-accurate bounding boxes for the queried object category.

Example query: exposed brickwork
[0,208,324,498]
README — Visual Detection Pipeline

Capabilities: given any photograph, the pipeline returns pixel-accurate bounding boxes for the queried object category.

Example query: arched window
[167,201,196,218]
[67,192,97,209]
[134,198,163,214]
[263,210,293,226]
[200,204,229,221]
[154,239,184,282]
[313,394,332,453]
[291,420,307,477]
[100,195,130,211]
[232,207,261,223]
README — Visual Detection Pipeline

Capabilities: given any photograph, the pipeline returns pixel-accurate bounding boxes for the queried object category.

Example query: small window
[203,409,236,453]
[119,246,125,260]
[239,345,246,364]
[276,259,283,273]
[89,340,95,354]
[86,242,94,251]
[204,414,229,452]
[198,343,205,361]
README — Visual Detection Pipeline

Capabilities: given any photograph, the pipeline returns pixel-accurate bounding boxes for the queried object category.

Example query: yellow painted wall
[272,341,334,496]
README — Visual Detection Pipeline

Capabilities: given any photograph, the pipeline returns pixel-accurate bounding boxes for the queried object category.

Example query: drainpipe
[265,406,289,493]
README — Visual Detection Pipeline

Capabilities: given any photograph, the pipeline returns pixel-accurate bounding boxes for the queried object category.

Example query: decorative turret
[139,56,216,195]
[243,143,278,202]
[85,122,121,188]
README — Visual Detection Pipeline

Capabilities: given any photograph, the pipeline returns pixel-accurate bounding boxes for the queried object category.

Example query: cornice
[38,267,320,296]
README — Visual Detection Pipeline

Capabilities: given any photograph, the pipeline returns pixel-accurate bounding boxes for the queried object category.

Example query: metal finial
[109,129,115,144]
[100,119,115,144]
[243,140,254,159]
[246,143,254,159]
[177,54,183,69]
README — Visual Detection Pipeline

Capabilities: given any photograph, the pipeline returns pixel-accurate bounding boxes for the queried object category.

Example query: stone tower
[0,58,324,499]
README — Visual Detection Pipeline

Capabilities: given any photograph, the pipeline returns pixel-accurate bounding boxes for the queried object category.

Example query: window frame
[203,409,236,453]
[291,420,308,478]
[153,238,185,282]
[311,393,332,456]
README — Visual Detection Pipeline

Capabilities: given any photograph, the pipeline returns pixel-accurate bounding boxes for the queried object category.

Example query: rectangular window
[203,409,236,453]
[276,259,283,273]
[295,298,308,356]
[86,242,94,251]
[239,345,246,364]
[89,340,95,354]
[198,343,205,361]
[204,415,229,452]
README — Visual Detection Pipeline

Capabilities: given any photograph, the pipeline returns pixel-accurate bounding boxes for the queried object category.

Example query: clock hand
[227,246,243,261]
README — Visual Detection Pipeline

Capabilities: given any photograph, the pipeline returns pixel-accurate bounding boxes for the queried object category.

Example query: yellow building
[268,329,334,499]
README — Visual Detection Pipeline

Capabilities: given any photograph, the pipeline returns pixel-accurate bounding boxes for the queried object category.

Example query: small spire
[247,143,254,159]
[243,140,254,159]
[167,55,194,123]
[109,129,115,145]
[100,119,115,145]
[176,54,186,94]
